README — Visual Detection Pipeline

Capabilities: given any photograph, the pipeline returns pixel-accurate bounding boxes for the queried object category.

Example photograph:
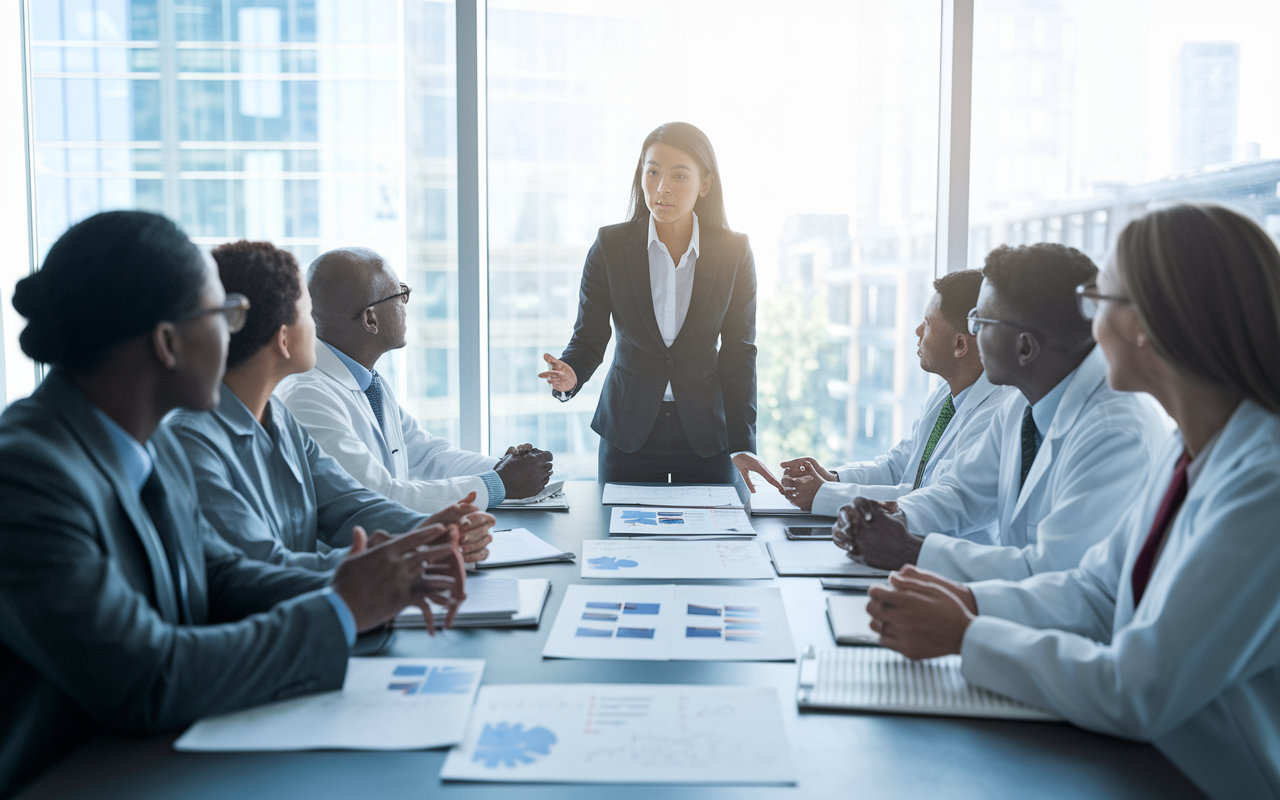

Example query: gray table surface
[20,481,1204,800]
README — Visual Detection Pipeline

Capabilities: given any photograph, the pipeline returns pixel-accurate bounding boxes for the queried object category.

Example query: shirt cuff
[322,588,357,648]
[480,470,506,508]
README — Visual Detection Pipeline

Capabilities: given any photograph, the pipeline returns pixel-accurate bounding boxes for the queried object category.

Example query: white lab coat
[896,347,1167,581]
[812,372,1013,537]
[275,343,499,513]
[960,400,1280,800]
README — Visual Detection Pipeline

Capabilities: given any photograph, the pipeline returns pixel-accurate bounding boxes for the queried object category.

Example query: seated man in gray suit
[168,240,494,569]
[0,212,467,798]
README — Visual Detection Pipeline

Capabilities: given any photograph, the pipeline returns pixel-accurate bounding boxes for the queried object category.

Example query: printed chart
[440,684,798,784]
[608,507,755,538]
[543,584,795,661]
[581,539,774,579]
[175,658,485,751]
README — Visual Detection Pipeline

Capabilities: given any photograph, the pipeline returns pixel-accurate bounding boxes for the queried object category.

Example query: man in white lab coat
[834,243,1166,582]
[771,270,1012,529]
[276,248,553,514]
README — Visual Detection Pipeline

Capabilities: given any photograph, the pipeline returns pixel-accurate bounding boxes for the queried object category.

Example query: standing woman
[860,203,1280,800]
[539,122,763,484]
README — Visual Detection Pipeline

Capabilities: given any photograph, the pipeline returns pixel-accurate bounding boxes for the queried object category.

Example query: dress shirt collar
[1186,426,1223,489]
[323,340,374,392]
[950,381,973,412]
[91,406,154,493]
[212,382,280,438]
[1029,364,1075,441]
[647,210,700,264]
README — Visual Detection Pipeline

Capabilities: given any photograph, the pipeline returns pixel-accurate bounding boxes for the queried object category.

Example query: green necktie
[912,395,956,490]
[1019,404,1039,493]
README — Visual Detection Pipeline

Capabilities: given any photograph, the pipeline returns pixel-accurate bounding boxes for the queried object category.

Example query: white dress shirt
[960,400,1280,800]
[896,347,1168,581]
[648,211,700,402]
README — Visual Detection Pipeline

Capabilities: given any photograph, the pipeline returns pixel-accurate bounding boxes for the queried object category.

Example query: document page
[609,507,755,537]
[768,539,890,577]
[581,539,773,579]
[440,683,797,784]
[543,584,795,661]
[602,483,744,508]
[480,527,573,568]
[174,658,485,751]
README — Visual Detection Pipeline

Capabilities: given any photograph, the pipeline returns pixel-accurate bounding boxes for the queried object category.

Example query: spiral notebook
[796,646,1061,721]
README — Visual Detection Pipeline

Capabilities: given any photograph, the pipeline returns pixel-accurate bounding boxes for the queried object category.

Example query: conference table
[20,481,1205,800]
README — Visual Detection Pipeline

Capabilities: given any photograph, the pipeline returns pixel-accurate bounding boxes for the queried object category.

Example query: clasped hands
[832,497,978,659]
[331,492,496,637]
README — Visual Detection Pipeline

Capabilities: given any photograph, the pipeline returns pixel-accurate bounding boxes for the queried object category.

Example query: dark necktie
[139,470,192,624]
[365,370,386,432]
[912,396,956,490]
[1130,452,1191,606]
[1019,404,1039,492]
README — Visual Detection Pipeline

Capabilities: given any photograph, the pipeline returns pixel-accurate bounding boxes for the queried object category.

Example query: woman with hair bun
[0,211,466,798]
[863,203,1280,800]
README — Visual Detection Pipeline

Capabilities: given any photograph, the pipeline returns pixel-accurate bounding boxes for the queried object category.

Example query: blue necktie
[365,370,386,432]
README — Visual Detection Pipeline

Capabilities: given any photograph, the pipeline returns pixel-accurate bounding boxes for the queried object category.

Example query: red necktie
[1131,452,1191,606]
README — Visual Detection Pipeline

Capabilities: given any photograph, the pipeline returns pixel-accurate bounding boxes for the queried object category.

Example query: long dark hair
[627,122,730,232]
[13,211,207,373]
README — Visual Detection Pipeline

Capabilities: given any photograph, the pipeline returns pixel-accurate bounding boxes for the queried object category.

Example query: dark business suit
[0,372,349,798]
[559,215,757,482]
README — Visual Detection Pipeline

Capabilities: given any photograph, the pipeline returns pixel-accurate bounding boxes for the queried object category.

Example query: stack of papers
[581,539,774,579]
[441,683,797,785]
[396,578,551,629]
[767,539,890,577]
[602,483,744,508]
[175,657,485,751]
[608,506,755,539]
[499,481,569,510]
[543,583,795,661]
[478,527,574,569]
[796,646,1060,721]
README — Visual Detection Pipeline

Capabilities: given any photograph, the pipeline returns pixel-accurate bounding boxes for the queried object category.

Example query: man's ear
[1016,332,1041,366]
[275,324,291,361]
[151,322,180,370]
[363,307,379,335]
[953,333,971,359]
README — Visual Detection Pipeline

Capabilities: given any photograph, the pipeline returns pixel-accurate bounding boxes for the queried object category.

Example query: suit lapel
[624,217,669,353]
[673,231,722,350]
[41,373,182,623]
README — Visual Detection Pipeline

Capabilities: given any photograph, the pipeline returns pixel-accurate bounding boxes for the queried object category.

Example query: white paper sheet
[608,507,755,538]
[440,683,797,784]
[479,528,574,568]
[581,539,774,579]
[745,475,808,515]
[601,483,744,508]
[396,579,550,629]
[767,539,891,577]
[542,584,795,661]
[174,658,485,751]
[499,481,569,509]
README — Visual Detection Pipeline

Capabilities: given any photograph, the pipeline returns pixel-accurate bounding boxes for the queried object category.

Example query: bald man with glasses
[276,248,553,514]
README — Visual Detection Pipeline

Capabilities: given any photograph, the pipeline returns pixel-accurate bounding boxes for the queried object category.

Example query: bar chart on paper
[439,683,798,784]
[543,584,795,661]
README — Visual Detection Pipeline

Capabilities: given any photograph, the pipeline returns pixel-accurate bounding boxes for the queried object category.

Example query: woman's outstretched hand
[539,353,577,393]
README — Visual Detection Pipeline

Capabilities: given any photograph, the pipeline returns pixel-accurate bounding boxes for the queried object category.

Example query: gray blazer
[166,383,427,571]
[0,372,349,798]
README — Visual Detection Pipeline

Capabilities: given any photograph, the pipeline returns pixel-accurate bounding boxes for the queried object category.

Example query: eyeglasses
[354,283,411,319]
[966,307,1038,337]
[1075,283,1131,322]
[174,293,251,334]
